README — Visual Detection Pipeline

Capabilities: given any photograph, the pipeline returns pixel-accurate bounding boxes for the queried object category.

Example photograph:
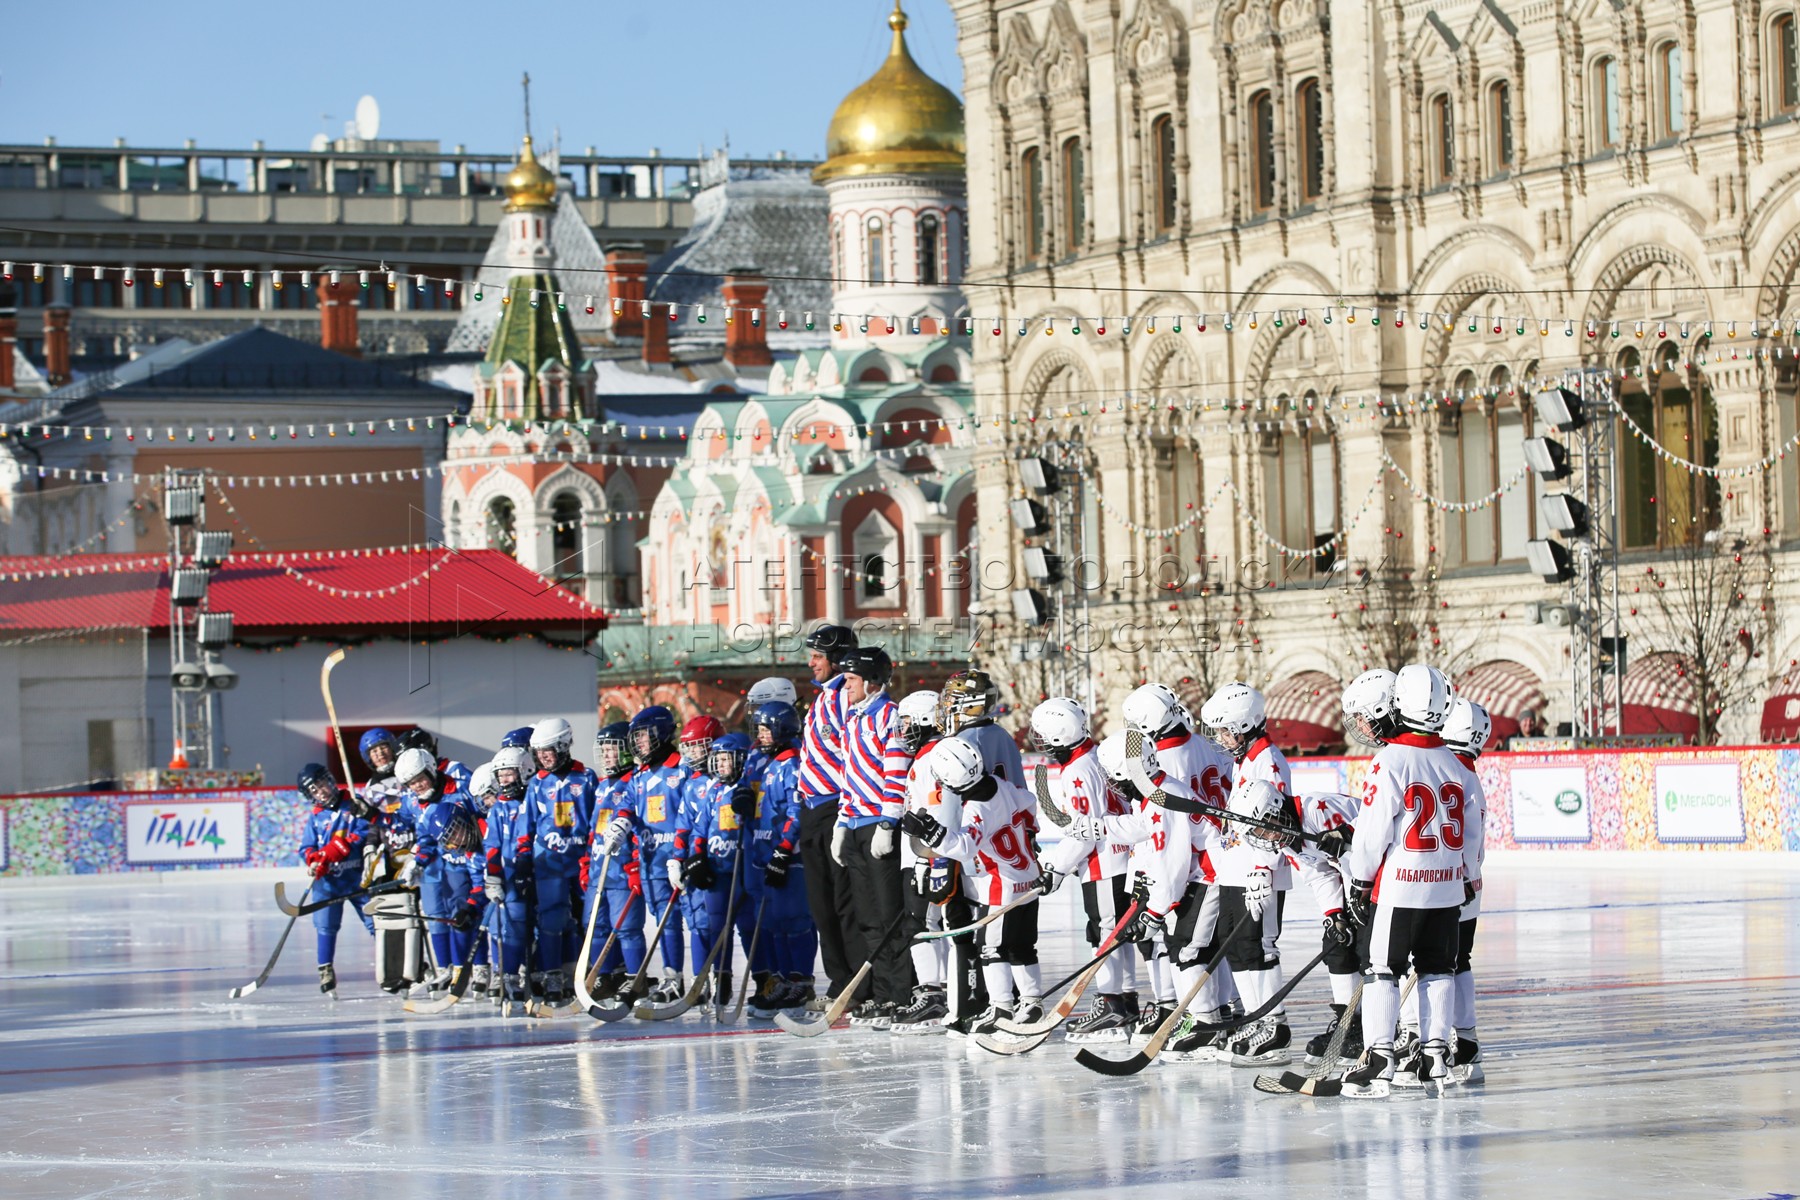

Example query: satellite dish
[354,95,380,141]
[309,132,330,153]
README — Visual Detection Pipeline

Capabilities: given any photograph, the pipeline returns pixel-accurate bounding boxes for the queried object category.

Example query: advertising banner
[124,798,251,866]
[0,806,8,871]
[1653,762,1745,844]
[1510,766,1592,843]
[1291,764,1347,797]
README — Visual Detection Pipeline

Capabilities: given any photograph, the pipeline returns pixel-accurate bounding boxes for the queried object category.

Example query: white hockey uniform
[933,777,1040,907]
[1280,790,1360,915]
[1451,751,1488,919]
[1151,730,1233,886]
[1347,734,1482,910]
[1102,771,1220,922]
[1220,737,1293,889]
[1041,739,1132,882]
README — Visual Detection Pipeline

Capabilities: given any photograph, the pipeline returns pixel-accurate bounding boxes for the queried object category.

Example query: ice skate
[647,971,683,1005]
[406,976,433,1001]
[1394,1039,1453,1092]
[469,964,492,997]
[1306,1004,1347,1062]
[1230,1018,1292,1067]
[1162,1012,1215,1062]
[1064,995,1132,1044]
[501,977,530,1018]
[1011,995,1044,1026]
[745,975,786,1021]
[427,966,453,993]
[317,964,337,999]
[968,1004,1014,1037]
[1453,1037,1484,1085]
[1340,1048,1397,1099]
[593,970,625,1002]
[889,985,948,1034]
[1131,1000,1173,1044]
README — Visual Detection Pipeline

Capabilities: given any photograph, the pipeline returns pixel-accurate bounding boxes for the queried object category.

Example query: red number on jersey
[1197,766,1229,808]
[1402,782,1466,851]
[987,811,1036,872]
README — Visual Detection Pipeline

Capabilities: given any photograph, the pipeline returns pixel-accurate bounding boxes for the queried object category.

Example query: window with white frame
[851,511,901,604]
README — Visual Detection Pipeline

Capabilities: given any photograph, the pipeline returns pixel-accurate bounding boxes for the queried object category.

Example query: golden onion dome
[503,135,557,212]
[815,3,964,184]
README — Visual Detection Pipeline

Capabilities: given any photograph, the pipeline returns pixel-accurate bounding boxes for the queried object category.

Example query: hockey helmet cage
[1121,683,1187,738]
[937,669,1001,734]
[1233,780,1297,851]
[1342,668,1400,748]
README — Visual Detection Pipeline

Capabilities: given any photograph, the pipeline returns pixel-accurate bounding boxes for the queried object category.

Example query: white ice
[2,854,1797,1200]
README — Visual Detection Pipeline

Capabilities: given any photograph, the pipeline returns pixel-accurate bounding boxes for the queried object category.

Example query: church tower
[815,2,966,345]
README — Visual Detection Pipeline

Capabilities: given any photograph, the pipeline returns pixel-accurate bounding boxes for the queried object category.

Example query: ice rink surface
[1,855,1797,1200]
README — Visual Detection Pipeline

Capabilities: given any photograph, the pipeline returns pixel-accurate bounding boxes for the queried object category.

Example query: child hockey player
[583,722,643,1001]
[520,718,595,1004]
[297,762,373,997]
[747,699,815,1017]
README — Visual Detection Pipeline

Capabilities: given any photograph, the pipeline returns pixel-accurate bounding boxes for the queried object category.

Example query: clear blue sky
[4,0,963,159]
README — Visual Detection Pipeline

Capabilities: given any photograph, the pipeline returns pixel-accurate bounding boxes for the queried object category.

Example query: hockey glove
[602,815,633,857]
[1314,825,1354,859]
[579,855,592,892]
[1064,812,1105,843]
[483,875,505,904]
[731,786,757,822]
[511,851,534,886]
[1033,866,1063,897]
[1121,905,1164,944]
[398,856,422,888]
[829,824,849,866]
[1463,880,1478,907]
[1323,909,1355,946]
[870,823,898,859]
[1244,866,1274,920]
[666,858,687,892]
[764,847,793,890]
[623,855,644,897]
[1346,880,1375,928]
[1129,871,1151,909]
[899,807,948,849]
[683,856,717,891]
[303,847,325,876]
[452,903,482,932]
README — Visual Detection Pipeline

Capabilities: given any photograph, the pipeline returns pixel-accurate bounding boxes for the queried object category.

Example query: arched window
[1655,42,1685,138]
[918,213,940,285]
[447,501,462,550]
[486,497,517,558]
[1439,369,1531,568]
[550,492,583,578]
[1295,78,1324,203]
[1152,114,1178,231]
[1430,93,1455,185]
[1021,148,1045,262]
[851,511,900,605]
[865,216,886,285]
[1488,81,1514,174]
[1618,344,1719,549]
[1592,56,1621,150]
[1061,137,1086,251]
[1774,14,1798,114]
[1250,90,1277,211]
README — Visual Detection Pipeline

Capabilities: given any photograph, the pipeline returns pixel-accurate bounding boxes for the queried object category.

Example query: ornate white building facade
[952,0,1800,744]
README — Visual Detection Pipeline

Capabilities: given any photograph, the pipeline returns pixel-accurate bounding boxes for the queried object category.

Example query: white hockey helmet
[1094,731,1155,785]
[469,761,499,803]
[1200,682,1267,759]
[746,676,798,708]
[394,747,437,791]
[1341,668,1400,748]
[927,737,986,792]
[897,688,942,728]
[1232,779,1297,851]
[491,745,532,798]
[1121,683,1188,738]
[1442,697,1493,757]
[1029,697,1089,751]
[1394,664,1454,733]
[530,717,574,754]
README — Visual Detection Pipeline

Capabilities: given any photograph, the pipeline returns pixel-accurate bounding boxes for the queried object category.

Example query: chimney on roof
[0,304,15,392]
[316,277,362,358]
[605,245,647,340]
[642,301,672,366]
[721,270,772,370]
[43,303,70,387]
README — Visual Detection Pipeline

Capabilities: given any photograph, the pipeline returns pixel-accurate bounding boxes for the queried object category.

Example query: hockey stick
[404,924,485,1014]
[588,885,682,1023]
[320,647,358,790]
[774,906,909,1038]
[275,878,407,918]
[1255,975,1366,1095]
[1033,763,1072,829]
[975,900,1143,1055]
[527,847,618,1019]
[228,879,314,999]
[1074,909,1256,1077]
[574,886,639,1012]
[1167,941,1335,1043]
[913,888,1038,942]
[729,893,768,1023]
[1120,729,1326,846]
[636,844,745,1021]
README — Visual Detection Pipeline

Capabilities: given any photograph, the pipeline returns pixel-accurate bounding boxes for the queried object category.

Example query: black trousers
[845,824,915,1005]
[799,802,863,998]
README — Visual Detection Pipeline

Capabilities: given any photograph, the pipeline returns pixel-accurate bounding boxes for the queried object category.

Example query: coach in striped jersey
[797,623,863,1007]
[833,645,917,1026]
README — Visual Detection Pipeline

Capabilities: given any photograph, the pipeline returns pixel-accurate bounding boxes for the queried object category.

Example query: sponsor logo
[1554,790,1583,815]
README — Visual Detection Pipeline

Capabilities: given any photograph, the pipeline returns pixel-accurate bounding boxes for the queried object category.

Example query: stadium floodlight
[1533,386,1585,432]
[165,485,205,526]
[1526,538,1574,584]
[194,530,233,568]
[1522,436,1572,481]
[203,658,239,691]
[1541,494,1590,538]
[1023,547,1063,585]
[1009,498,1051,536]
[1011,588,1049,626]
[1018,456,1061,495]
[171,567,209,606]
[196,610,235,649]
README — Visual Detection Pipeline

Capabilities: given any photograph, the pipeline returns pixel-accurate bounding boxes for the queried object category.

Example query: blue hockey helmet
[629,705,677,762]
[709,732,752,782]
[594,721,634,773]
[750,700,801,748]
[500,725,535,750]
[358,727,400,769]
[297,762,339,806]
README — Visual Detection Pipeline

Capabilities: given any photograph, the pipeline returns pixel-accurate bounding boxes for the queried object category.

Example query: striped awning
[1613,652,1698,737]
[1455,659,1550,746]
[1266,670,1344,752]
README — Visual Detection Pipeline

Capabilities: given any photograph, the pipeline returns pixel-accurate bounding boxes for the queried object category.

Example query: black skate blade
[1075,1047,1154,1077]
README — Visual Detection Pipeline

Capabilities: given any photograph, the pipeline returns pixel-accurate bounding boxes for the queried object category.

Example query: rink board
[0,744,1797,878]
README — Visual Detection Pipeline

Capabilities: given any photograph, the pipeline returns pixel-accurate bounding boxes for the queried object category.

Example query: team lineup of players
[292,622,1488,1095]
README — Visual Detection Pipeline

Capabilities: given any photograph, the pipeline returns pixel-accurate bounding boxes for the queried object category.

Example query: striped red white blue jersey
[797,675,848,808]
[837,691,903,827]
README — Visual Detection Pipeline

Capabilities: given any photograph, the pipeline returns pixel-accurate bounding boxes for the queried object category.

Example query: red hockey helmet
[678,714,724,769]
